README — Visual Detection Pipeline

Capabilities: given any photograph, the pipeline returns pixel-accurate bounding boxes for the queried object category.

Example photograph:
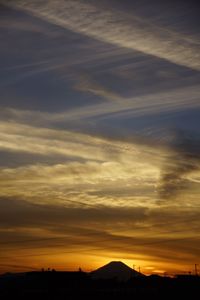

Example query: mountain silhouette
[90,261,145,281]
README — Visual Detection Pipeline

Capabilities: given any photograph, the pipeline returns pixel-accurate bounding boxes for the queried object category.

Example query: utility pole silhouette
[194,264,198,276]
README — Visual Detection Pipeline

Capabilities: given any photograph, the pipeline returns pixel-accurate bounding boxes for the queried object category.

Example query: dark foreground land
[0,271,200,300]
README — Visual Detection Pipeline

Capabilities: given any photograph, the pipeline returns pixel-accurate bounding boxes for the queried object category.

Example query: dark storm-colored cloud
[158,130,200,199]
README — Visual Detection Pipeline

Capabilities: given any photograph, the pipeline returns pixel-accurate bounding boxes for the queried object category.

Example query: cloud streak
[4,0,200,70]
[1,84,200,126]
[0,121,160,208]
[0,197,199,273]
[74,73,123,102]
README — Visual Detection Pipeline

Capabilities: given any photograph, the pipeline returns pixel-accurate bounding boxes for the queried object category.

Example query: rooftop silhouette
[0,261,200,300]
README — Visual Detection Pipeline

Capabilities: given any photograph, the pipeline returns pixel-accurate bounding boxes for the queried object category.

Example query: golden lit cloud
[0,119,199,274]
[0,121,160,207]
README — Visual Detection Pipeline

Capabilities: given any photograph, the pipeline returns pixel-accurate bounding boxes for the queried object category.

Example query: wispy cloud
[4,0,200,70]
[0,197,199,273]
[74,73,123,102]
[0,121,160,207]
[1,84,200,127]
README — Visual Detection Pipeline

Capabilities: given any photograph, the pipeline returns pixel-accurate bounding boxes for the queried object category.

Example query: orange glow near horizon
[0,248,198,276]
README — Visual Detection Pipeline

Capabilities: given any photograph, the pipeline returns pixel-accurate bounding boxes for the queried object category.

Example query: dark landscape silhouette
[0,261,199,300]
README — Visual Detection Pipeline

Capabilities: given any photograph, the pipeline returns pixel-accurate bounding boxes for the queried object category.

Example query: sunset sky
[0,0,200,276]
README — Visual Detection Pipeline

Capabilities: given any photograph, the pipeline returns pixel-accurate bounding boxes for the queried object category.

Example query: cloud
[74,73,123,102]
[1,121,200,209]
[4,0,200,70]
[0,197,148,229]
[0,121,160,208]
[0,196,199,273]
[0,121,123,161]
[1,84,200,126]
[158,130,200,199]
